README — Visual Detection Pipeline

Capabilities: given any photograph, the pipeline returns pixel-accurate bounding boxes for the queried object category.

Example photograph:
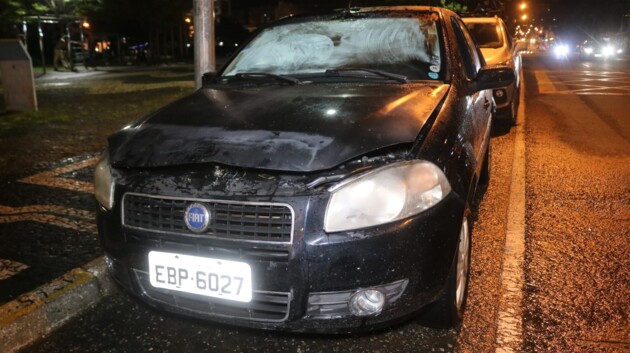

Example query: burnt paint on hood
[108,83,449,172]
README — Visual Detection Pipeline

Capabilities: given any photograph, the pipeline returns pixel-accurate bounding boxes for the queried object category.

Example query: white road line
[495,72,527,353]
[534,70,557,94]
[17,156,98,194]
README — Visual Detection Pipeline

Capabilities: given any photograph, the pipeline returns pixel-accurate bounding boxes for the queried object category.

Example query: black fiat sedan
[95,6,513,332]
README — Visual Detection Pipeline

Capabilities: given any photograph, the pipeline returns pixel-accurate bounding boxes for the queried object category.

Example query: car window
[222,13,443,81]
[503,22,514,50]
[451,17,483,79]
[465,22,503,48]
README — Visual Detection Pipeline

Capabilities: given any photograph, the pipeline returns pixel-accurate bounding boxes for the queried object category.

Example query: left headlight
[94,151,115,210]
[324,160,451,233]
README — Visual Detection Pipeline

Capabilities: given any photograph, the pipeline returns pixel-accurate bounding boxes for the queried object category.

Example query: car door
[451,16,493,172]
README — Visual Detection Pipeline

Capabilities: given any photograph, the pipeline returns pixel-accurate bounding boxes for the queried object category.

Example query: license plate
[148,251,252,303]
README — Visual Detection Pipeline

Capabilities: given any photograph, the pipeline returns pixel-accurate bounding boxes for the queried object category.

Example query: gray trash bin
[0,39,38,111]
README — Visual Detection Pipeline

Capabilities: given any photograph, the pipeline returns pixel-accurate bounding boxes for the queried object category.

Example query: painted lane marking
[534,70,557,94]
[495,70,527,353]
[0,205,96,233]
[536,70,630,96]
[0,260,29,281]
[17,157,99,193]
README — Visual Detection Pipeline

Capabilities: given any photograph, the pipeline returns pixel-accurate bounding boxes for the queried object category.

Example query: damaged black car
[95,6,513,332]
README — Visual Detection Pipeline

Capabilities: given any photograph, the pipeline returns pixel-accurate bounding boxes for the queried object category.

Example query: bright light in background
[520,2,527,10]
[554,45,569,58]
[325,109,337,116]
[602,45,615,57]
[82,21,90,29]
[521,14,528,21]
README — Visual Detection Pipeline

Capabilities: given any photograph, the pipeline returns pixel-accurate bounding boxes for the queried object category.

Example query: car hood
[480,47,512,66]
[108,83,449,172]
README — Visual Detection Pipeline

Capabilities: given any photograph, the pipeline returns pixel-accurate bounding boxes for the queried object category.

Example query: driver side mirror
[475,66,515,91]
[202,72,217,86]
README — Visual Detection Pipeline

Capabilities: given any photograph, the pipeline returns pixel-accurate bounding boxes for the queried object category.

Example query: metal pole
[66,24,73,71]
[194,0,215,89]
[38,20,46,74]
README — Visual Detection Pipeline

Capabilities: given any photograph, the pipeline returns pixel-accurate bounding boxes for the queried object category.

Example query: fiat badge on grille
[184,203,210,233]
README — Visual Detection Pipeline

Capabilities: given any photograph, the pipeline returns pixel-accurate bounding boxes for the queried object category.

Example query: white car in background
[463,16,521,125]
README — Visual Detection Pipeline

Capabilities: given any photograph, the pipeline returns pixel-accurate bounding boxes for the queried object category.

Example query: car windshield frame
[465,21,504,49]
[218,11,446,83]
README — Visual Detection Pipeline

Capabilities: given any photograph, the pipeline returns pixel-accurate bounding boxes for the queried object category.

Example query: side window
[503,22,514,50]
[451,17,481,79]
[456,18,483,72]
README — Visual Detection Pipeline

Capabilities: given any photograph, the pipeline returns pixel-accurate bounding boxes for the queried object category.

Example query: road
[10,54,630,353]
[522,54,630,352]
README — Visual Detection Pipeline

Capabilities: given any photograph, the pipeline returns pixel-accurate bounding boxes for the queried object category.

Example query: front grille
[134,270,291,322]
[123,193,293,243]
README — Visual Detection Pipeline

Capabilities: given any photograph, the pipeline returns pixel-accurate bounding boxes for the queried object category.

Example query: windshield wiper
[324,68,409,83]
[234,72,301,84]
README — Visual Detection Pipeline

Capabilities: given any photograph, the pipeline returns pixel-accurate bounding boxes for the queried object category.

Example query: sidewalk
[0,64,196,352]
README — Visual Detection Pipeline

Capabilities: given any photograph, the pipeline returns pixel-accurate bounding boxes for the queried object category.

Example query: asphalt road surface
[16,53,630,353]
[522,54,630,352]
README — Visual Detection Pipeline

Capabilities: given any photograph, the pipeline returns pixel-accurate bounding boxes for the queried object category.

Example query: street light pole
[194,0,215,89]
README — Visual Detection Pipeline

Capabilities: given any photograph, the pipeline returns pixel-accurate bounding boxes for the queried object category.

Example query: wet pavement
[0,154,100,304]
[0,65,195,304]
[522,55,630,352]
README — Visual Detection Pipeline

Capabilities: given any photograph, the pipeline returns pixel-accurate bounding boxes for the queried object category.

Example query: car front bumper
[97,190,465,333]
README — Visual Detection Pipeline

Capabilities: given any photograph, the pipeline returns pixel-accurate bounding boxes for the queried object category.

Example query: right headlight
[324,160,451,233]
[94,151,115,210]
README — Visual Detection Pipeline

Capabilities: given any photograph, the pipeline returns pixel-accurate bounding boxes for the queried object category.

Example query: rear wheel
[417,214,471,328]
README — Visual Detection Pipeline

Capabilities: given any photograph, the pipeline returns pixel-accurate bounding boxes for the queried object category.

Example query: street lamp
[520,2,527,10]
[521,14,528,21]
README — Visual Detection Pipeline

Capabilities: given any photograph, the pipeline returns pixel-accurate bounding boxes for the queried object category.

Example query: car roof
[351,6,437,12]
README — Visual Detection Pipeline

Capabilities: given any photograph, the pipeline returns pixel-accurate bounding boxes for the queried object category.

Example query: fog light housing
[349,289,385,316]
[493,88,508,104]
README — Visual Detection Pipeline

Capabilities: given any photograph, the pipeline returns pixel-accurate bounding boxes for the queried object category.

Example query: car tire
[417,213,471,329]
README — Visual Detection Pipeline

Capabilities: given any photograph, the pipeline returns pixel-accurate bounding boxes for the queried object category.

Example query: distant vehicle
[463,16,521,125]
[95,6,514,332]
[580,38,623,59]
[553,43,570,59]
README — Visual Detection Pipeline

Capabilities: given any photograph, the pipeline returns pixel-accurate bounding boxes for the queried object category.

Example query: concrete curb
[0,256,114,353]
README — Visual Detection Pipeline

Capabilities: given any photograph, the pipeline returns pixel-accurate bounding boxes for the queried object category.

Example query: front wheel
[417,214,471,329]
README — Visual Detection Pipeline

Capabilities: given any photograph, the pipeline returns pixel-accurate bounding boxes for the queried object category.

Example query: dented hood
[109,83,449,172]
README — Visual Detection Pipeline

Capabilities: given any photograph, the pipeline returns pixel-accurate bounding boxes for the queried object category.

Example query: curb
[0,256,114,353]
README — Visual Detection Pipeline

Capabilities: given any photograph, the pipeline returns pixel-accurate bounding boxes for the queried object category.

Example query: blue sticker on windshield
[428,72,439,79]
